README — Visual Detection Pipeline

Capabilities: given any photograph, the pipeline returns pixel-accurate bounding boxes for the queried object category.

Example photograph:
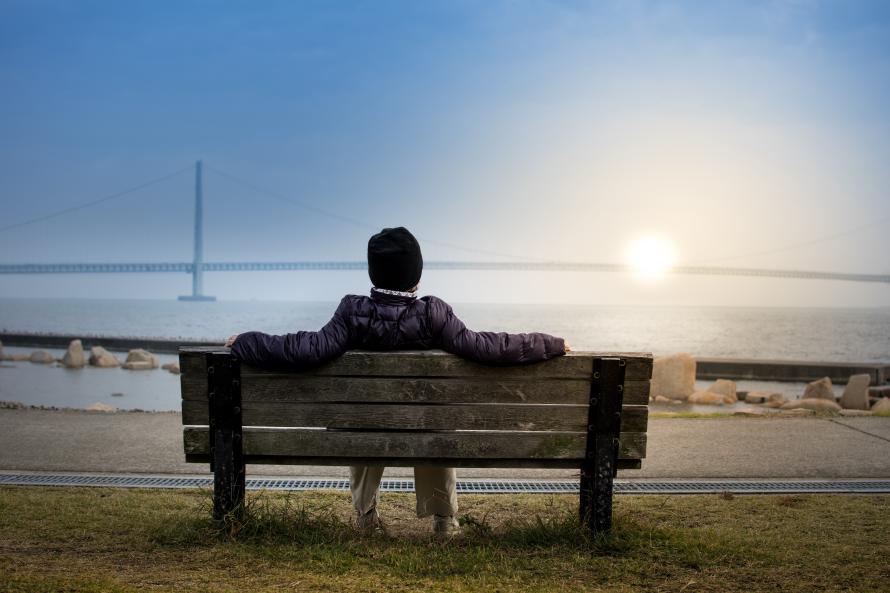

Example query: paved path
[1,409,889,479]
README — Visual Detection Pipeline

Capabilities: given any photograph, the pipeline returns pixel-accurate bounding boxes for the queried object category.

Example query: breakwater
[3,332,889,384]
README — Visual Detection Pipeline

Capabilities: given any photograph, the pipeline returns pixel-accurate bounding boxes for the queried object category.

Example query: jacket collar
[370,286,417,304]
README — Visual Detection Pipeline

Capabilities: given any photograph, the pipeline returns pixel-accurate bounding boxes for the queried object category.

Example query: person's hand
[225,334,239,347]
[564,342,572,352]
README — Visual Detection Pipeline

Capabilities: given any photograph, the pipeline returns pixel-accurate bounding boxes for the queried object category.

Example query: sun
[626,236,676,281]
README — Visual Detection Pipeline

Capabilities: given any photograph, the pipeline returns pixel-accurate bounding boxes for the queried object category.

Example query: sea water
[1,298,888,411]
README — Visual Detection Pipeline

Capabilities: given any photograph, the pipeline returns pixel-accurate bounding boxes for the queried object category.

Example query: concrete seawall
[696,358,890,385]
[3,332,889,384]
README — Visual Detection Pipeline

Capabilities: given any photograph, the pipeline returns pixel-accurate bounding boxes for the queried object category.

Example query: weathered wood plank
[183,428,646,460]
[181,401,648,432]
[182,375,588,403]
[184,454,643,470]
[179,348,653,381]
[181,373,649,406]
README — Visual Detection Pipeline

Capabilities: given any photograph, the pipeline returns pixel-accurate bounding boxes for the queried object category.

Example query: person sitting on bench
[225,226,568,534]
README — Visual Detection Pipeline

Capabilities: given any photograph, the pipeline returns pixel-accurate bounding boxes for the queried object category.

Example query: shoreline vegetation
[1,486,888,592]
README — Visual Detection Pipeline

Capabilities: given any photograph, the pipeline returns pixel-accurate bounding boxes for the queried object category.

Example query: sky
[1,0,889,306]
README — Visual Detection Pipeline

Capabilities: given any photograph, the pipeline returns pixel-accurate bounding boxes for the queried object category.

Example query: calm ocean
[1,298,888,411]
[1,298,889,361]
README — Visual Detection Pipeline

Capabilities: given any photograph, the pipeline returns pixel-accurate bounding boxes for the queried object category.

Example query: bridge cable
[686,213,890,266]
[0,165,193,233]
[202,164,542,262]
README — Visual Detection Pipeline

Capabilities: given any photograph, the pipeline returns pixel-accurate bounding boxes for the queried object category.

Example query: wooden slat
[184,454,643,470]
[181,372,649,406]
[179,348,653,381]
[182,375,589,403]
[183,427,646,461]
[181,400,648,432]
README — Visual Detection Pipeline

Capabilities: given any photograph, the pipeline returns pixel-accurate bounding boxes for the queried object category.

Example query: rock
[781,408,816,416]
[0,339,4,359]
[802,377,835,401]
[707,379,737,404]
[86,402,117,412]
[89,346,120,368]
[125,349,159,369]
[8,353,31,362]
[29,350,54,364]
[733,407,768,416]
[764,400,785,409]
[839,374,871,410]
[744,391,785,405]
[161,362,181,374]
[781,398,841,412]
[62,339,86,368]
[650,353,696,400]
[838,409,872,417]
[872,398,890,413]
[687,390,725,405]
[123,361,155,371]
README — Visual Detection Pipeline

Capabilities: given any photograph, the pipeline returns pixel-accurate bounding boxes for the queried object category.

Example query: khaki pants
[350,465,458,518]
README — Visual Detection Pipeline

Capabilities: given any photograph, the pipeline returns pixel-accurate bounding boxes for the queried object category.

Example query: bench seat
[179,347,652,534]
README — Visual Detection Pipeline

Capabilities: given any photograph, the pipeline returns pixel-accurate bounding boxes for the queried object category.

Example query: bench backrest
[179,348,651,470]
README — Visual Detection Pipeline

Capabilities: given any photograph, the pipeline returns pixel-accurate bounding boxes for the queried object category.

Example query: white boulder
[687,390,725,405]
[162,362,181,374]
[123,361,154,370]
[871,398,890,414]
[744,391,785,405]
[29,350,54,364]
[802,377,835,401]
[840,374,871,410]
[125,349,159,369]
[781,398,841,412]
[650,353,696,401]
[89,346,120,368]
[707,379,737,404]
[62,339,86,368]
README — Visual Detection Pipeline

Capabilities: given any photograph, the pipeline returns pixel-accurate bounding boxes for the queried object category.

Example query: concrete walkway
[1,409,889,479]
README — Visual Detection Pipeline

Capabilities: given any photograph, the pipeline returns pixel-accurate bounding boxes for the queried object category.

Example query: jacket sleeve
[229,297,352,370]
[430,298,565,365]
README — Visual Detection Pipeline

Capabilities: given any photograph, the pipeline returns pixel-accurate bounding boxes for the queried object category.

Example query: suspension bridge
[1,161,888,301]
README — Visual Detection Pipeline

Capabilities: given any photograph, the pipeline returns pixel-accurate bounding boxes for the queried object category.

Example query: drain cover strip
[1,473,888,494]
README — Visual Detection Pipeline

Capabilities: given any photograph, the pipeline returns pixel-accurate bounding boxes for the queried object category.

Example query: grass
[1,487,888,592]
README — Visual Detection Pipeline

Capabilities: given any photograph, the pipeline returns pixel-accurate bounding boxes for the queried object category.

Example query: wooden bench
[179,347,652,534]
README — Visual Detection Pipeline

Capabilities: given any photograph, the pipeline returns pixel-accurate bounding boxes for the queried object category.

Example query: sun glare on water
[626,236,676,281]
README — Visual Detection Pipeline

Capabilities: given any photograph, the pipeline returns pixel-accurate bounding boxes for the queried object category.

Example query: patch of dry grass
[0,487,888,592]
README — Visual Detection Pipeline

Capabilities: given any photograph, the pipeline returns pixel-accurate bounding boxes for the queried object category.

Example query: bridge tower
[178,160,216,301]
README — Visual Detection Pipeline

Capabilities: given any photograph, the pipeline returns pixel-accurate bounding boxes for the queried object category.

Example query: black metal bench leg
[580,358,625,536]
[207,352,244,520]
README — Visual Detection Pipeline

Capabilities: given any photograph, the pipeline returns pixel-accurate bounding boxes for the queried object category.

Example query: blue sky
[1,0,889,305]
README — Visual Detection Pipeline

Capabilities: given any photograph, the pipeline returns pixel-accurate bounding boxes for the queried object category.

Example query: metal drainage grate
[1,473,889,494]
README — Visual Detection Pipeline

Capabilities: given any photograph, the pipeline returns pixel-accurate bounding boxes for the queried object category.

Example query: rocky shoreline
[0,338,181,374]
[650,352,890,416]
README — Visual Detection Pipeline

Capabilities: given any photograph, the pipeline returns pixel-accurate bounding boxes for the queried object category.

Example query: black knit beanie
[367,227,423,291]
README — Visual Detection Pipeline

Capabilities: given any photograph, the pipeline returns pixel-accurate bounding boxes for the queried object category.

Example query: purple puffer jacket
[231,290,566,370]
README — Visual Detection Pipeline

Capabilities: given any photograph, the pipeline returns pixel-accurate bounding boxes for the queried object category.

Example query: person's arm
[430,298,566,364]
[228,297,352,370]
